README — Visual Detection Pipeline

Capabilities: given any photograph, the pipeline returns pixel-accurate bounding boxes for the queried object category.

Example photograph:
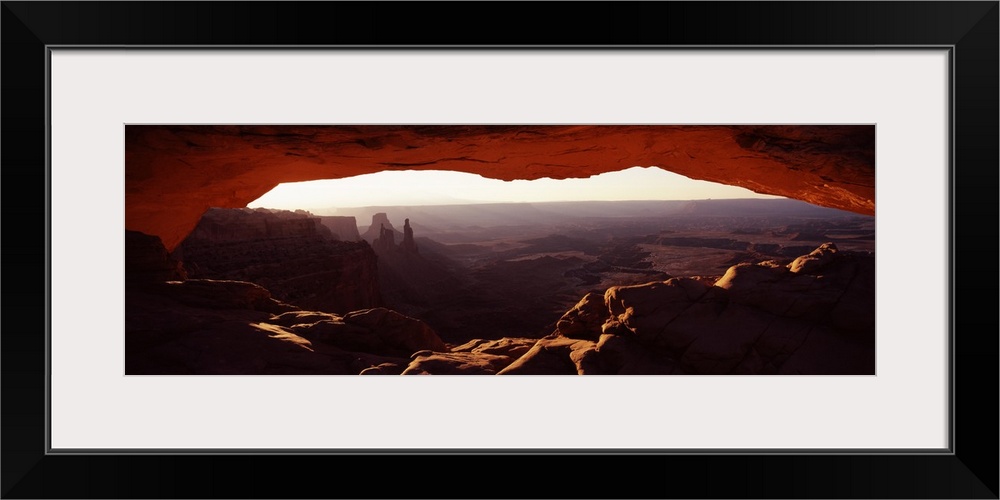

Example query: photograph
[3,0,996,498]
[125,124,877,375]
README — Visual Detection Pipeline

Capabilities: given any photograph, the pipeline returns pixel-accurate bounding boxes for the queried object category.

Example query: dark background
[2,2,997,498]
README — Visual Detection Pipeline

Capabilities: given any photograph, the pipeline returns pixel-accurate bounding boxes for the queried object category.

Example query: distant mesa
[361,213,400,243]
[318,215,361,241]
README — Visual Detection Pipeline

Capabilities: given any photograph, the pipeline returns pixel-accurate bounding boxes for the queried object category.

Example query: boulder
[554,292,609,340]
[787,242,838,274]
[497,336,597,375]
[342,308,448,353]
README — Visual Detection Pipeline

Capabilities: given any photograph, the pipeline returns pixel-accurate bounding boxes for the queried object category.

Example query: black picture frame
[3,2,997,498]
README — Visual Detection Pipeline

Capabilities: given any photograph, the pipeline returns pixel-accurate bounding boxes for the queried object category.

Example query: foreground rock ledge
[126,237,873,375]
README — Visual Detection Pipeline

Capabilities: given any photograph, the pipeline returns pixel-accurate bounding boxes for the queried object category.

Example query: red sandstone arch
[125,125,875,252]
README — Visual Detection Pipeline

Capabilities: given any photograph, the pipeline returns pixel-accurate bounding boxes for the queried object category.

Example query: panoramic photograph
[125,125,875,375]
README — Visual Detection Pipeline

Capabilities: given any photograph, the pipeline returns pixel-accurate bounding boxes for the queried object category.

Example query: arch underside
[124,125,875,251]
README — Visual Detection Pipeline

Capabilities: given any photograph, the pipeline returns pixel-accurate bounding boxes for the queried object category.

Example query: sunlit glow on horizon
[247,166,783,214]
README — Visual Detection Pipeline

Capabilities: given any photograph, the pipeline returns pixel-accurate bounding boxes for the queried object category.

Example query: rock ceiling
[125,125,875,251]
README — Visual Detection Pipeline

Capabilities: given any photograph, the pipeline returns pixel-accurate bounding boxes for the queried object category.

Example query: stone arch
[125,125,875,251]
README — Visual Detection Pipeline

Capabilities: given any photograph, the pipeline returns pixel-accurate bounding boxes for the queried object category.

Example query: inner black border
[3,2,997,498]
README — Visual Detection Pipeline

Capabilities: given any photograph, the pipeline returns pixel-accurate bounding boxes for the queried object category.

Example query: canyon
[126,196,875,375]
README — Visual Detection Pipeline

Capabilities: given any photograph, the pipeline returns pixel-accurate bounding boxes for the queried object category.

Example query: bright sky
[247,166,782,213]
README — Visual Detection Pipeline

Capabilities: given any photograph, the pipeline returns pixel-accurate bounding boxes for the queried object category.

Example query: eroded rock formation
[498,242,875,375]
[126,234,874,375]
[124,233,440,374]
[173,208,381,314]
[401,218,418,254]
[369,215,420,256]
[125,125,875,251]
